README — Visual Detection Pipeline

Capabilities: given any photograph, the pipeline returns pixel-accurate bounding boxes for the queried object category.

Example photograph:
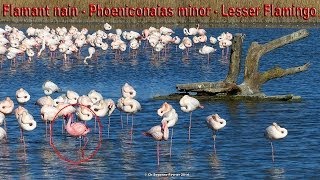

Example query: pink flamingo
[206,114,226,154]
[65,114,91,148]
[157,102,178,158]
[144,121,169,165]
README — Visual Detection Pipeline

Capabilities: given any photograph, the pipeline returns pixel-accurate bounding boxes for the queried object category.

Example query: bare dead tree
[172,29,310,101]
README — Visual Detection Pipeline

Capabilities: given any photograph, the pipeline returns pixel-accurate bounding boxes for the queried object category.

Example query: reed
[0,0,318,24]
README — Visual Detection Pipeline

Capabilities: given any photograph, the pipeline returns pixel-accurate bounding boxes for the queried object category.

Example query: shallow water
[0,26,319,179]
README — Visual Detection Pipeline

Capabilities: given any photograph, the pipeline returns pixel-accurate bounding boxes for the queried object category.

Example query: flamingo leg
[213,132,217,154]
[157,141,160,165]
[49,122,53,145]
[45,120,48,138]
[108,116,111,138]
[221,49,224,60]
[170,128,174,158]
[226,47,229,60]
[94,116,97,132]
[126,114,129,126]
[20,128,25,147]
[131,114,134,142]
[4,118,7,132]
[120,112,123,129]
[188,112,192,142]
[270,141,275,162]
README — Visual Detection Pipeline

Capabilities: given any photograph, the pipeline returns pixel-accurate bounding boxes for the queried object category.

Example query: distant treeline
[0,0,318,25]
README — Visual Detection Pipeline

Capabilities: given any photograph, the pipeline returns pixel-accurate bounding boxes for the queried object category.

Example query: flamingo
[206,114,226,154]
[172,36,181,51]
[183,26,198,36]
[199,45,216,63]
[88,90,103,104]
[84,47,96,65]
[41,105,59,137]
[122,83,137,99]
[56,102,76,134]
[36,96,54,107]
[76,106,94,122]
[144,121,169,165]
[26,48,35,62]
[209,36,217,45]
[159,26,174,35]
[105,99,116,138]
[66,90,79,104]
[104,23,112,31]
[0,97,14,115]
[16,88,30,104]
[77,95,93,108]
[17,111,37,145]
[90,99,107,131]
[121,97,141,140]
[179,95,204,142]
[42,80,60,96]
[265,122,288,162]
[157,102,178,158]
[65,114,90,148]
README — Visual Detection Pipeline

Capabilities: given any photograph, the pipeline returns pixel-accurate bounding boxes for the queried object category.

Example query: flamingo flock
[0,23,233,69]
[0,79,288,165]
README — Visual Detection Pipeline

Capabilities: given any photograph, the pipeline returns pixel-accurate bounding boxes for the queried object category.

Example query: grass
[0,0,319,25]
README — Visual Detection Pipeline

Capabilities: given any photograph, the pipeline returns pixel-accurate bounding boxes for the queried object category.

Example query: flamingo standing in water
[121,83,137,125]
[199,45,216,63]
[265,122,288,162]
[206,114,226,154]
[65,114,91,149]
[179,95,204,142]
[84,47,96,65]
[157,102,178,158]
[41,105,59,137]
[121,97,141,141]
[105,99,116,138]
[144,120,169,165]
[16,110,37,146]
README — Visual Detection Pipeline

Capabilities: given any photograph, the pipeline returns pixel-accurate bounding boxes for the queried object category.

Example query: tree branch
[224,33,245,83]
[260,29,309,55]
[259,62,310,84]
[243,29,309,93]
[244,29,309,82]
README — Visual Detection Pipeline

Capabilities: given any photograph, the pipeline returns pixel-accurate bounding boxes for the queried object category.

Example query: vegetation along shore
[0,0,319,24]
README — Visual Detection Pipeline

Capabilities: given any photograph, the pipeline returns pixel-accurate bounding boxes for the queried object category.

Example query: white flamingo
[16,88,30,104]
[84,47,96,65]
[206,114,226,154]
[265,122,288,162]
[179,95,204,142]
